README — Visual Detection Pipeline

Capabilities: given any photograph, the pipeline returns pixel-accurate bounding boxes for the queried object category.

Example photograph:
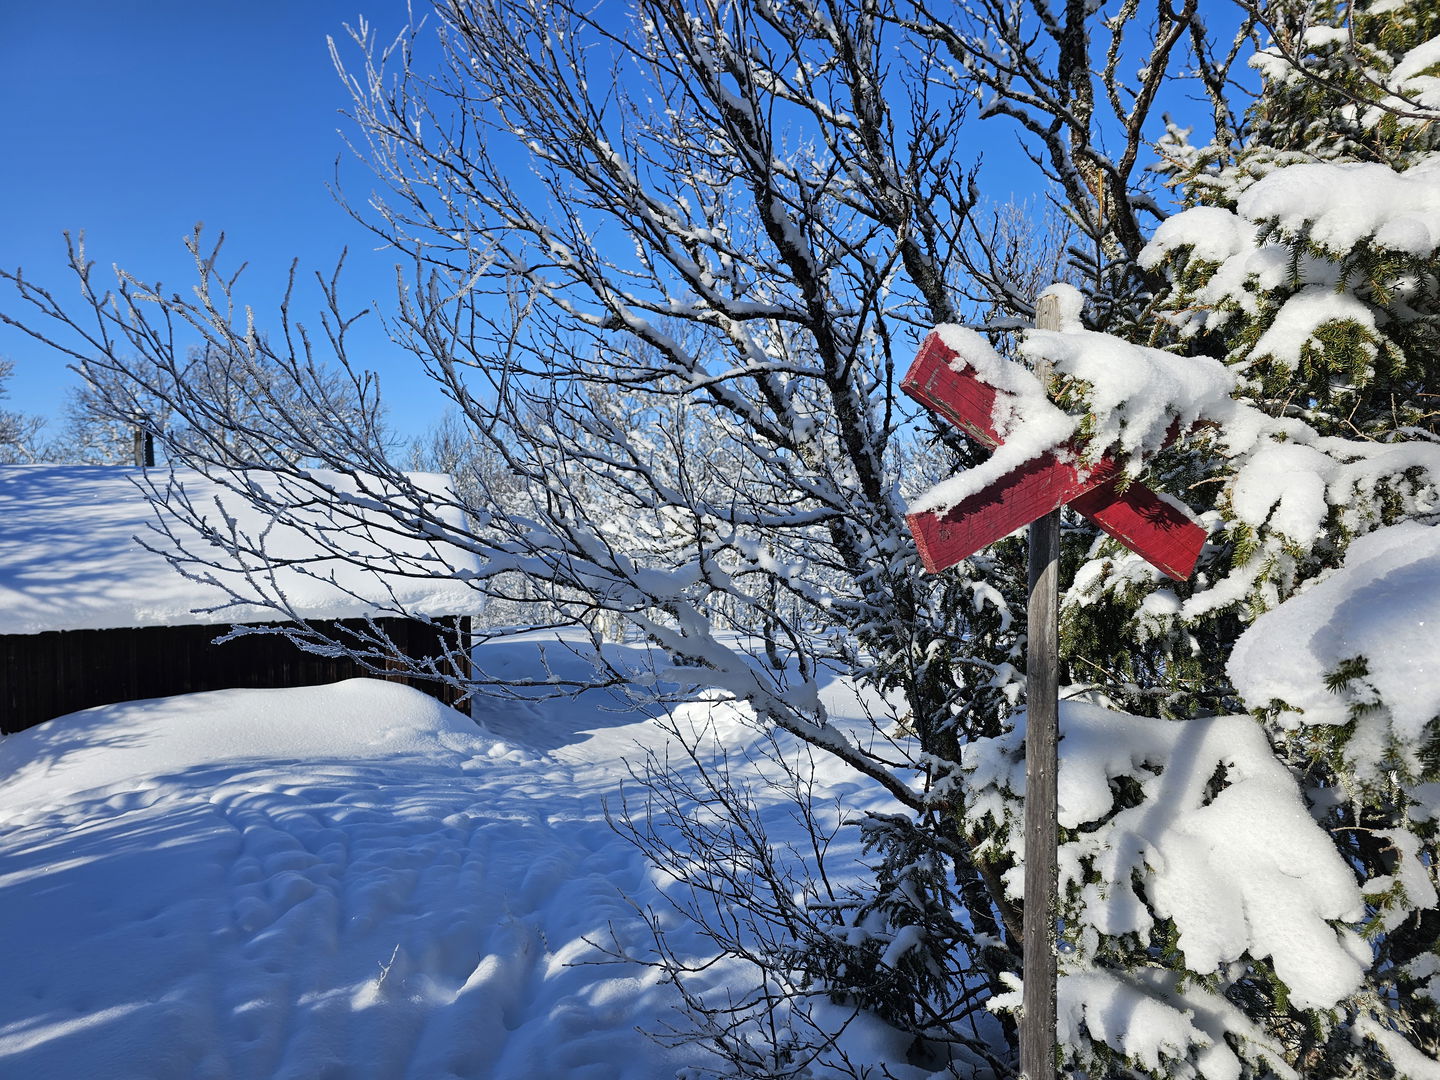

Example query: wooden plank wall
[0,616,471,734]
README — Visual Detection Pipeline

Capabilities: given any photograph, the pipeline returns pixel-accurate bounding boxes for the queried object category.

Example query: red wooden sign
[903,332,1205,581]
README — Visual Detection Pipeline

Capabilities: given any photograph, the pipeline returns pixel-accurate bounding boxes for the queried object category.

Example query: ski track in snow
[0,646,716,1080]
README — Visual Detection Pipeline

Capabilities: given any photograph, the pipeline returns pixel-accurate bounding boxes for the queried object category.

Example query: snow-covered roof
[0,464,484,635]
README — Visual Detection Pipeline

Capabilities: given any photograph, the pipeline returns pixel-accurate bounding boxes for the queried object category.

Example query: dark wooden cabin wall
[1,616,471,734]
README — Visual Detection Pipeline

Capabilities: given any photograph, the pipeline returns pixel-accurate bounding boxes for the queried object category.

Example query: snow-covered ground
[0,632,887,1080]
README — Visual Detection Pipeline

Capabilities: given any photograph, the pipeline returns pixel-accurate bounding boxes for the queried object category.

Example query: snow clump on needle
[1237,156,1440,258]
[1229,519,1440,787]
[965,700,1372,1073]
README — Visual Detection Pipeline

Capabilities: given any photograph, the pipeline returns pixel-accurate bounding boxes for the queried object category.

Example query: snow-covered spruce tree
[957,3,1440,1076]
[1151,0,1440,433]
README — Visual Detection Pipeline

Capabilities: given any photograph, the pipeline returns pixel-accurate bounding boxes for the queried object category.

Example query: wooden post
[1021,293,1062,1080]
[132,428,154,468]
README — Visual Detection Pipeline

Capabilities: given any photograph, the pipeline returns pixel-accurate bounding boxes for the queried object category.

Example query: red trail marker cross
[901,331,1206,581]
[901,312,1204,1080]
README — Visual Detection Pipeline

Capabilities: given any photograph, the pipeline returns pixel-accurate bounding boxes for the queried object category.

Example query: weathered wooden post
[899,296,1205,1079]
[132,426,154,468]
[1020,294,1062,1080]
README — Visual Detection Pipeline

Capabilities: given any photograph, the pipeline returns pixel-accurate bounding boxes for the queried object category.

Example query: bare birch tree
[1,0,1253,1073]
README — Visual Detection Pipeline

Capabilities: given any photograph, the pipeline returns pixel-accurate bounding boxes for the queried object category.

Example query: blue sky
[0,1,1038,452]
[1,3,1234,450]
[0,0,443,441]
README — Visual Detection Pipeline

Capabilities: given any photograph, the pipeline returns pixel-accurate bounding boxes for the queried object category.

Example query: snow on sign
[902,332,1206,580]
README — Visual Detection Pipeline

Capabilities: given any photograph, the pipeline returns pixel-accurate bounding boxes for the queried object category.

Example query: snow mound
[0,634,902,1080]
[0,676,689,1079]
[0,680,504,815]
